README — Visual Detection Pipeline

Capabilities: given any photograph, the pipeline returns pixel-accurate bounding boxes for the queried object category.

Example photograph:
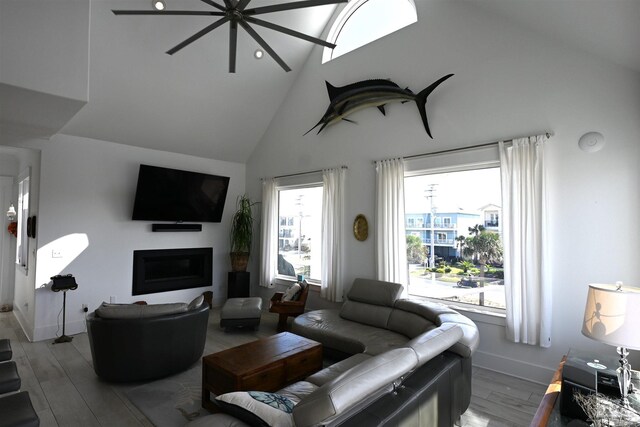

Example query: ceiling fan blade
[229,20,238,73]
[245,16,336,48]
[223,0,235,8]
[199,0,227,12]
[112,10,225,16]
[244,0,347,16]
[166,16,230,55]
[236,0,252,11]
[239,21,291,72]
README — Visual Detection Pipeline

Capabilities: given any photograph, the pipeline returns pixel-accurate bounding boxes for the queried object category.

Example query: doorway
[0,176,16,311]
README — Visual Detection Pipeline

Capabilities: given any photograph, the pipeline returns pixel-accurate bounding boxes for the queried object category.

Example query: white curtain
[500,135,551,347]
[259,179,278,288]
[375,158,408,288]
[321,168,346,302]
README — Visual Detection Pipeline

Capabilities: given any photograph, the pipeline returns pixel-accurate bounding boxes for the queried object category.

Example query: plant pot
[230,252,249,272]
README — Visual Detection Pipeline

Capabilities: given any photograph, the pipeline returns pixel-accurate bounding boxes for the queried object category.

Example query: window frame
[322,0,418,64]
[404,148,505,314]
[273,180,324,286]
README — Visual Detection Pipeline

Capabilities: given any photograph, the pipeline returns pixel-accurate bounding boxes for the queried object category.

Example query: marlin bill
[305,74,454,138]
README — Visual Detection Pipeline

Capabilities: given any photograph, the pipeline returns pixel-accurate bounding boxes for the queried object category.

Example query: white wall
[19,134,245,341]
[246,0,640,383]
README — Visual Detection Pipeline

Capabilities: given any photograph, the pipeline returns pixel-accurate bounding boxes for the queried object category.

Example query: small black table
[533,352,640,426]
[227,271,250,298]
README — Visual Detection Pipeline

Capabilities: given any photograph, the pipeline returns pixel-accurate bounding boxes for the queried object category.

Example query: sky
[405,167,501,214]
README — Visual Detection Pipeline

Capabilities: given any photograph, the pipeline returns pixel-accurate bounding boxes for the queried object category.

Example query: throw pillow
[215,391,295,427]
[281,283,301,302]
[188,294,204,310]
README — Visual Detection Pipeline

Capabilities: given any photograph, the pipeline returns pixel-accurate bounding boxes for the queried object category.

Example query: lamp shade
[582,283,640,350]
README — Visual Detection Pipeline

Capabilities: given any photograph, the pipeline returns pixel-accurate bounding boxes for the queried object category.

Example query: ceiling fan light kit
[113,0,347,73]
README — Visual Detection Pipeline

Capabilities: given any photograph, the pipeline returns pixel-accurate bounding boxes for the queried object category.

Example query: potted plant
[229,195,256,272]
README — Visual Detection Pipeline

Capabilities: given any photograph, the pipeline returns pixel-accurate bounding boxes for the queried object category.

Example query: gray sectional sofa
[191,278,479,427]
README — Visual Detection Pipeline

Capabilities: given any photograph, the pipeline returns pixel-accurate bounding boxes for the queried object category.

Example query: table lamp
[582,282,640,407]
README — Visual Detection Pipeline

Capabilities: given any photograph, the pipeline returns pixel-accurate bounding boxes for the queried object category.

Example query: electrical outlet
[52,249,62,258]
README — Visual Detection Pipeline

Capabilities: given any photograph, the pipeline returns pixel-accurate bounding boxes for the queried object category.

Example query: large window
[277,185,323,282]
[322,0,417,63]
[405,167,505,309]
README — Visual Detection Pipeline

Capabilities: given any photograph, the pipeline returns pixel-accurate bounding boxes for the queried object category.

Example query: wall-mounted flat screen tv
[132,164,230,223]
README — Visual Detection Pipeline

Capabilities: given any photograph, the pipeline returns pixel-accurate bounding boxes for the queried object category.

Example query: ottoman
[220,297,262,331]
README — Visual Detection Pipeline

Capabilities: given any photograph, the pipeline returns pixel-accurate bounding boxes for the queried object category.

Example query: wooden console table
[530,356,566,427]
[531,354,640,426]
[201,332,322,412]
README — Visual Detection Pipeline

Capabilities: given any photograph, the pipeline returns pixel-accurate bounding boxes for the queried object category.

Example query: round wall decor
[353,214,369,241]
[578,132,605,153]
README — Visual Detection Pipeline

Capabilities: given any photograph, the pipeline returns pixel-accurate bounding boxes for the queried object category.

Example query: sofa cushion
[393,299,480,358]
[276,381,318,402]
[95,302,188,319]
[405,323,463,365]
[340,300,393,329]
[387,307,438,338]
[305,353,371,387]
[216,391,295,427]
[292,348,418,427]
[345,278,404,307]
[292,309,409,356]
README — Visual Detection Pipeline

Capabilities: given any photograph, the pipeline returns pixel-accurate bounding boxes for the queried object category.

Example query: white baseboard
[12,306,34,342]
[472,349,555,385]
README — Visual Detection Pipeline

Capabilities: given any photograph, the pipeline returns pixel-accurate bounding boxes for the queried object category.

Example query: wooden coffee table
[202,332,322,411]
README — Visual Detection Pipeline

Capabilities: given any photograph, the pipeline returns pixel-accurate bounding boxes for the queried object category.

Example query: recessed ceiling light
[254,49,264,60]
[152,0,166,11]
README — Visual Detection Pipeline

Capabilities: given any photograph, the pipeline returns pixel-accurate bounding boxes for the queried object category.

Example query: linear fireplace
[132,247,213,296]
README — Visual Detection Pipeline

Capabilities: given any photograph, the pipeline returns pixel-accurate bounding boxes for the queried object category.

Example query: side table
[531,354,640,426]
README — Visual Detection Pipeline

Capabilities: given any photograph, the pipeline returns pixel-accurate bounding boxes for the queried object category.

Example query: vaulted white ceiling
[3,0,639,163]
[59,0,339,162]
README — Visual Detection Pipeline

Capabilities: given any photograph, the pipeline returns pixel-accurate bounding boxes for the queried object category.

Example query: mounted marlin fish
[305,74,454,138]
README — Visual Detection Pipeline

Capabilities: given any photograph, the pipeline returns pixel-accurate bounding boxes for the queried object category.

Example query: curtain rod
[374,131,553,164]
[262,165,348,181]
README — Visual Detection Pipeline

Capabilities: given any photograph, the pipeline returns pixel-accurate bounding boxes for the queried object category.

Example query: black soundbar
[152,224,202,232]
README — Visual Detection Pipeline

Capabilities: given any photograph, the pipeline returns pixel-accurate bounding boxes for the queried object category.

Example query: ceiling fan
[112,0,348,73]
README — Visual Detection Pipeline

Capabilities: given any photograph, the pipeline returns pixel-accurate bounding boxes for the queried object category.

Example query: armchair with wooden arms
[269,283,310,332]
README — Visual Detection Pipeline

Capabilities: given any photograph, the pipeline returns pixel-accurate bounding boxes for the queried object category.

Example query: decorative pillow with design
[215,391,295,427]
[281,283,301,302]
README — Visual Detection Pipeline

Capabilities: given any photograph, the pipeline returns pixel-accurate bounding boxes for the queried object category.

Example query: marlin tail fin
[304,120,324,136]
[415,74,454,138]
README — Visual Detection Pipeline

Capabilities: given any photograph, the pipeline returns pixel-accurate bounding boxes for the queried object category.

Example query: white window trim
[405,148,504,311]
[274,180,324,286]
[322,0,417,64]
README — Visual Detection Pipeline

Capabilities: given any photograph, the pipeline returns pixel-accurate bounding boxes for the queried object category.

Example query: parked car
[456,277,478,288]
